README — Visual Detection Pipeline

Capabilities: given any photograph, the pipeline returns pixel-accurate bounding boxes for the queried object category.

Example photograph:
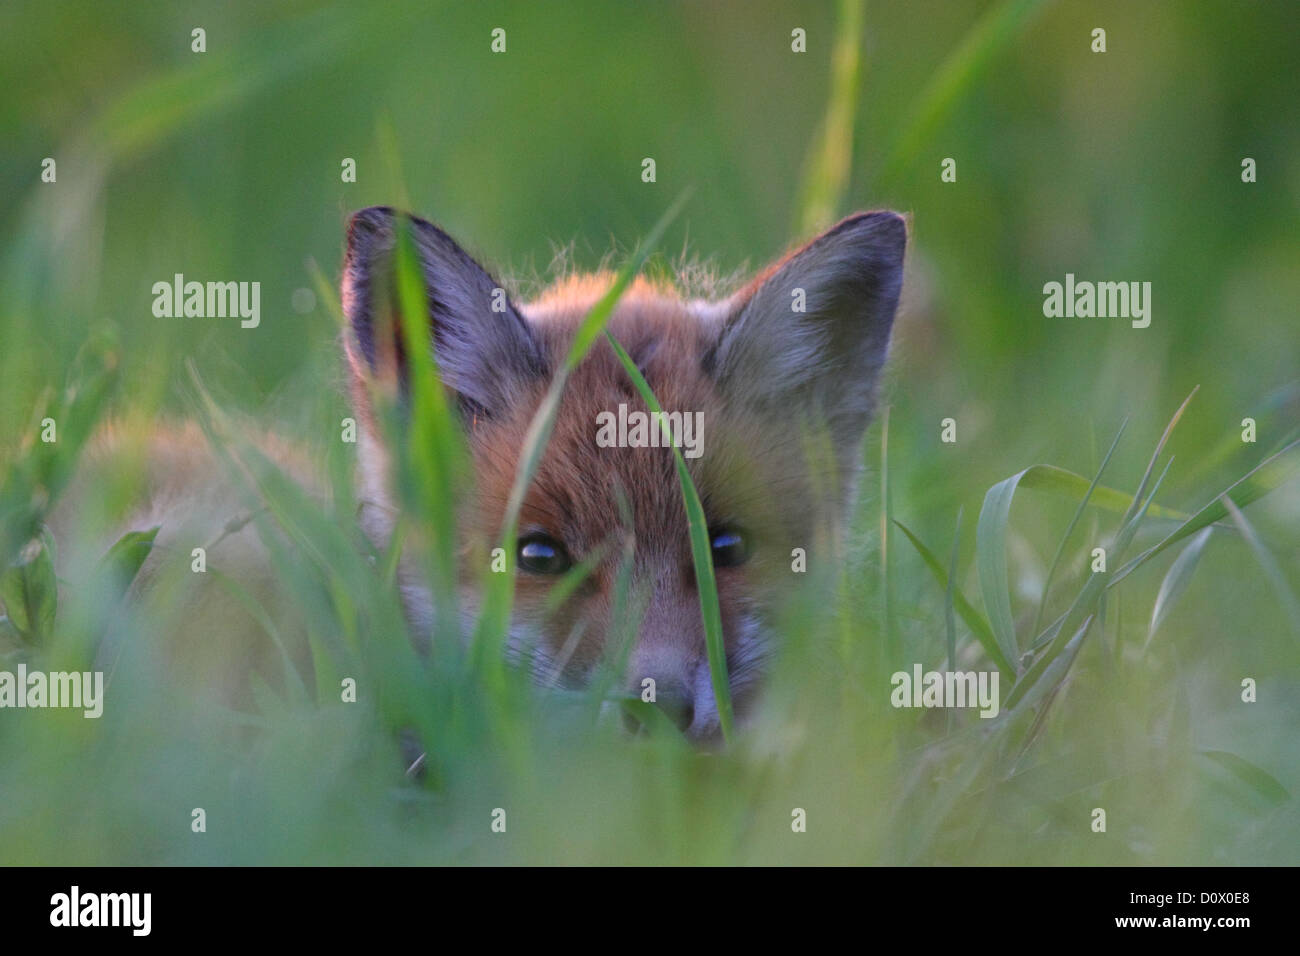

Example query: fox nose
[624,669,724,740]
[655,691,696,733]
[627,642,722,739]
[620,687,694,735]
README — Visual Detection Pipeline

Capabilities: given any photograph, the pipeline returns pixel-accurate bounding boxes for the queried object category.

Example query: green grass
[1,0,1298,865]
[603,329,735,740]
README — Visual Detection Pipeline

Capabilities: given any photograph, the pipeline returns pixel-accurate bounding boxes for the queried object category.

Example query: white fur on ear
[707,211,906,440]
[341,206,548,417]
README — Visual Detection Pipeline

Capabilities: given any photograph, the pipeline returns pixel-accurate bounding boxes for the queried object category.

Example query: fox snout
[340,205,906,737]
[625,649,716,737]
[622,589,746,739]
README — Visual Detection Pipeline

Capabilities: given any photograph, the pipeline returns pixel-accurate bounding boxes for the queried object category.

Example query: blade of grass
[1110,436,1300,587]
[0,530,57,643]
[893,518,1013,676]
[307,256,346,331]
[990,391,1197,685]
[1006,457,1175,710]
[391,218,469,650]
[944,506,963,671]
[1002,614,1093,721]
[978,459,1190,671]
[1124,387,1199,526]
[943,506,963,734]
[877,0,1049,188]
[604,331,734,742]
[1031,419,1127,636]
[1018,465,1189,522]
[473,192,691,667]
[585,527,641,723]
[879,405,893,660]
[1,330,119,563]
[796,0,863,233]
[1144,527,1213,649]
[378,518,410,590]
[619,697,692,744]
[96,526,159,602]
[543,543,609,617]
[1176,380,1300,490]
[975,469,1033,665]
[1220,494,1300,638]
[1199,750,1291,805]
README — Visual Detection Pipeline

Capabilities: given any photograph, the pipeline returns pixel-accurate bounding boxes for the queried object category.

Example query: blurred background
[3,1,1298,458]
[1,0,1297,864]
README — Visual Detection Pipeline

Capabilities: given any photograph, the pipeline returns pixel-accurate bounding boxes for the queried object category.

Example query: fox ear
[706,211,906,444]
[341,206,547,418]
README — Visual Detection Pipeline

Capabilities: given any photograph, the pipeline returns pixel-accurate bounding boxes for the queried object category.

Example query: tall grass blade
[1018,465,1188,522]
[975,469,1033,665]
[604,332,734,742]
[1124,387,1198,527]
[944,507,963,671]
[1002,614,1093,719]
[877,0,1049,188]
[1032,419,1127,636]
[893,519,1013,676]
[1005,458,1174,711]
[1110,437,1300,587]
[1199,750,1291,805]
[1221,495,1300,638]
[473,193,691,666]
[96,527,159,606]
[797,0,863,233]
[392,220,469,650]
[879,405,893,659]
[1145,527,1213,648]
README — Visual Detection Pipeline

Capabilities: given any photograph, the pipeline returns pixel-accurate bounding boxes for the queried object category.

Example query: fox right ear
[341,206,548,419]
[705,211,906,446]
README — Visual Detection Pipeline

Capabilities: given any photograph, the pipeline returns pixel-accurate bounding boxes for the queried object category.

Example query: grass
[603,329,734,740]
[1,0,1298,865]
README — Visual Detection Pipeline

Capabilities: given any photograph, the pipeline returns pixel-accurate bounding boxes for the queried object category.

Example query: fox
[50,206,906,742]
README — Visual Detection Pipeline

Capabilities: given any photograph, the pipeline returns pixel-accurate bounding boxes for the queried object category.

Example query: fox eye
[709,526,750,568]
[518,533,572,575]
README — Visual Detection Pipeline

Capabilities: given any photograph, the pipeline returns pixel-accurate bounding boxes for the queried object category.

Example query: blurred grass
[796,0,862,233]
[1,0,1298,864]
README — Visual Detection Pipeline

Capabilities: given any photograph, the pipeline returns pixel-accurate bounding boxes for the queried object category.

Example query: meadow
[1,0,1297,865]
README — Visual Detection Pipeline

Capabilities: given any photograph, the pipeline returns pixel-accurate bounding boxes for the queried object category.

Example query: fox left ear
[340,206,548,419]
[705,211,906,444]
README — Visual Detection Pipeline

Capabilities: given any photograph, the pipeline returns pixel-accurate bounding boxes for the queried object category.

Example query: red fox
[342,207,906,737]
[53,207,906,740]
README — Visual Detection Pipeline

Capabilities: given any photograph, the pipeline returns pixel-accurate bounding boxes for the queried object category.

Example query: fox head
[341,206,905,739]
